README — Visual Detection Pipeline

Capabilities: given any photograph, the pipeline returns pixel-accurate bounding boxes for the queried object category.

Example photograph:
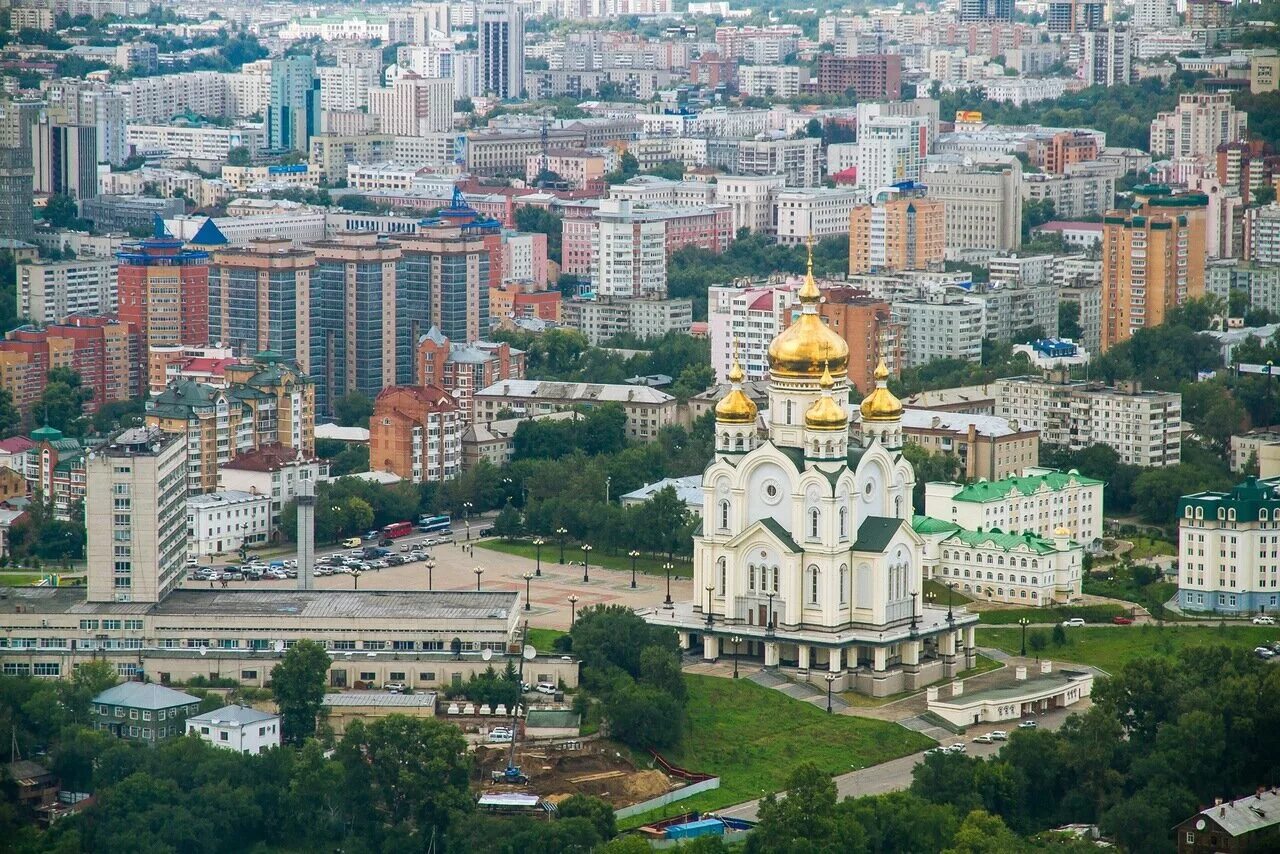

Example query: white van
[535,682,557,696]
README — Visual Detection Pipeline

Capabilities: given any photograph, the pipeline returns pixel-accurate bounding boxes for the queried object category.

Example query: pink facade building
[561,202,734,278]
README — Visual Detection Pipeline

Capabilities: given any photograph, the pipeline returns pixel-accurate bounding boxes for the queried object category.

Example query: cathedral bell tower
[714,347,758,460]
[859,357,903,450]
[804,361,848,467]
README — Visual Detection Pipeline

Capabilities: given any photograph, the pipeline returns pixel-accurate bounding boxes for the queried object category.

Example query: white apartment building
[85,427,188,604]
[473,379,677,442]
[165,213,327,247]
[479,3,524,100]
[563,296,694,345]
[923,524,1084,605]
[1177,478,1280,614]
[925,467,1104,545]
[1246,204,1280,265]
[732,136,821,187]
[114,71,232,124]
[987,254,1056,287]
[737,65,803,99]
[714,174,786,234]
[593,198,668,299]
[923,155,1023,258]
[1023,170,1115,219]
[186,705,282,754]
[774,187,863,245]
[228,61,273,119]
[368,73,453,137]
[996,377,1182,466]
[125,124,265,162]
[982,78,1071,107]
[317,64,380,112]
[708,283,795,383]
[1133,0,1177,30]
[186,490,272,558]
[892,297,986,367]
[18,259,118,323]
[1081,28,1132,88]
[218,449,325,534]
[856,116,925,190]
[1150,93,1248,160]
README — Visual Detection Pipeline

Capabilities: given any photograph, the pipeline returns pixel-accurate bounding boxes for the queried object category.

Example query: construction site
[473,740,678,809]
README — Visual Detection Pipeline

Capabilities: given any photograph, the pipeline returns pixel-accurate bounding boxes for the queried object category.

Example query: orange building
[848,191,945,275]
[415,328,525,421]
[0,315,133,417]
[489,285,561,324]
[1038,131,1100,174]
[369,385,462,484]
[1101,185,1207,351]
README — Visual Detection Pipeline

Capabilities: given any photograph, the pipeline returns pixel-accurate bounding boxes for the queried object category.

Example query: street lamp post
[568,594,580,628]
[662,562,674,606]
[704,585,715,626]
[581,543,593,583]
[731,635,742,678]
[352,569,361,590]
[473,566,484,592]
[909,590,919,632]
[766,591,775,633]
[426,558,435,591]
[825,673,837,714]
[532,537,545,577]
[628,549,640,589]
[1018,617,1030,656]
[556,527,568,564]
[946,582,956,624]
[522,572,534,611]
[605,476,611,504]
[463,502,473,541]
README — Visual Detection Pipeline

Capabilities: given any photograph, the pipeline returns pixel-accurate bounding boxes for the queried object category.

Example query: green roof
[1179,477,1280,520]
[948,470,1101,504]
[943,527,1061,554]
[525,709,580,729]
[912,514,961,535]
[758,517,801,553]
[30,425,62,442]
[852,516,902,553]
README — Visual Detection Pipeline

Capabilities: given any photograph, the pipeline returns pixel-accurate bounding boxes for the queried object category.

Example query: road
[183,527,692,633]
[715,705,1077,822]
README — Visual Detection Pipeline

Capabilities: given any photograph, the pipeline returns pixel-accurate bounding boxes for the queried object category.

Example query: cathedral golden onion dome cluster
[804,363,848,431]
[714,354,758,425]
[859,358,903,423]
[766,252,849,380]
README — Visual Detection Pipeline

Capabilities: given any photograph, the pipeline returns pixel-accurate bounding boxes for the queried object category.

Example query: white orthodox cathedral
[645,253,979,697]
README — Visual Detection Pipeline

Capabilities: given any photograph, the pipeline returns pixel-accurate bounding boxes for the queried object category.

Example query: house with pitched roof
[185,704,281,753]
[924,467,1104,548]
[1176,788,1280,853]
[91,682,201,746]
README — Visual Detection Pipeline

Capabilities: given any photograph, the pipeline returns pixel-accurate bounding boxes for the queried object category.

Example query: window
[808,565,820,604]
[419,672,436,681]
[360,671,376,681]
[839,507,848,539]
[839,565,848,604]
[719,500,730,531]
[390,671,406,681]
[220,731,229,741]
[241,670,257,680]
[809,508,820,540]
[129,709,138,720]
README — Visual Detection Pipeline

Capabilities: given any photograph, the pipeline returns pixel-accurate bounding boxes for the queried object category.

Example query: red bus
[382,521,414,539]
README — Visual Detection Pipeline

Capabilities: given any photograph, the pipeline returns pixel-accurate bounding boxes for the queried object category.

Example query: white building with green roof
[1177,477,1280,614]
[924,467,1104,548]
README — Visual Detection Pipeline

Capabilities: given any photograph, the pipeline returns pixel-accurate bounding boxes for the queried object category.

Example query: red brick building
[0,315,134,417]
[415,328,525,421]
[369,385,462,484]
[815,54,902,100]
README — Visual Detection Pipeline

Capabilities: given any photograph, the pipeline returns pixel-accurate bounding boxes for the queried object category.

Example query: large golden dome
[860,357,903,422]
[805,363,848,431]
[715,355,758,425]
[767,244,849,380]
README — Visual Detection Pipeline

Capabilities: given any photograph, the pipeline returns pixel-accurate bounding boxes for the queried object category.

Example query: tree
[556,794,616,840]
[35,367,92,435]
[491,501,523,540]
[748,762,865,854]
[41,194,84,229]
[514,205,564,264]
[333,392,373,427]
[1255,185,1277,206]
[1058,301,1082,341]
[271,639,330,744]
[942,809,1025,854]
[226,146,251,166]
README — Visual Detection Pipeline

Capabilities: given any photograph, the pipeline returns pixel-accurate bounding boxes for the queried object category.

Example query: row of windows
[941,551,1042,568]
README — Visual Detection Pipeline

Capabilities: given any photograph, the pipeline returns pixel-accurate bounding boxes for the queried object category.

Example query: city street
[182,530,693,634]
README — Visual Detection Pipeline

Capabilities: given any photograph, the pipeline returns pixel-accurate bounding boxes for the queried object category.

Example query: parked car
[1062,618,1086,627]
[1255,646,1277,659]
[385,555,406,566]
[1112,616,1133,625]
[342,537,361,548]
[383,681,407,693]
[1252,615,1276,625]
[488,728,513,744]
[989,730,1008,741]
[535,682,557,696]
[1018,720,1038,729]
[224,570,244,581]
[972,734,994,744]
[924,747,945,756]
[369,560,388,570]
[945,743,966,753]
[364,531,379,540]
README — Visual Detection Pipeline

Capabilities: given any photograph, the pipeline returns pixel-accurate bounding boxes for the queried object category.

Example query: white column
[873,646,888,672]
[798,644,810,670]
[829,648,842,673]
[702,634,720,662]
[902,639,921,666]
[764,642,780,667]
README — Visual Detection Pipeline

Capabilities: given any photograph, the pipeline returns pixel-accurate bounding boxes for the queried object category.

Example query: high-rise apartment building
[368,72,454,136]
[369,384,462,483]
[18,259,117,323]
[209,238,316,365]
[33,118,97,201]
[1133,0,1176,30]
[0,316,133,417]
[923,155,1023,257]
[0,99,40,243]
[399,221,494,349]
[959,0,1014,21]
[848,184,945,274]
[592,198,668,300]
[1245,204,1280,265]
[1080,28,1132,87]
[708,283,795,384]
[268,56,321,153]
[855,116,926,190]
[415,328,525,420]
[479,3,525,100]
[85,427,187,604]
[1101,186,1207,350]
[814,54,903,100]
[307,232,405,415]
[1047,0,1105,33]
[1150,93,1248,160]
[116,225,210,391]
[813,288,903,395]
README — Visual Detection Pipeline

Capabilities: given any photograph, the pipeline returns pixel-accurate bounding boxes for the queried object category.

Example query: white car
[1252,615,1276,625]
[488,728,513,743]
[1062,618,1086,627]
[1018,720,1038,729]
[1255,646,1277,659]
[971,734,993,744]
[535,682,557,696]
[989,730,1008,741]
[383,681,407,693]
[945,742,966,753]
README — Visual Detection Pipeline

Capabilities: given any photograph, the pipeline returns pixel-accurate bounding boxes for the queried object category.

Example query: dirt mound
[473,742,679,808]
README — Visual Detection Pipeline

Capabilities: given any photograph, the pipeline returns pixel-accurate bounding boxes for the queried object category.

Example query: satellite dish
[522,645,536,661]
[482,648,493,661]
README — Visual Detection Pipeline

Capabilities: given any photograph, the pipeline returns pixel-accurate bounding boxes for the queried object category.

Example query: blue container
[666,819,724,840]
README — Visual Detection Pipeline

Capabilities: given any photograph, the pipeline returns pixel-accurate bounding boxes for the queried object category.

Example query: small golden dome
[715,352,757,425]
[1054,526,1070,537]
[767,240,849,379]
[805,363,848,431]
[860,357,903,423]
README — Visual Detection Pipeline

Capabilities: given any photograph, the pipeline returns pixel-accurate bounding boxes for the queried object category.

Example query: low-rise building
[473,379,677,442]
[1178,477,1280,614]
[186,490,272,558]
[619,475,704,517]
[217,444,325,535]
[185,705,281,754]
[928,524,1083,605]
[774,187,862,245]
[1174,788,1280,853]
[927,662,1093,728]
[900,410,1039,481]
[925,467,1104,546]
[1230,429,1280,473]
[322,692,437,737]
[91,682,201,746]
[369,385,463,484]
[460,411,580,470]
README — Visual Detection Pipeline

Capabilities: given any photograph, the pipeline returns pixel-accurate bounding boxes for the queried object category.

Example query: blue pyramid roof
[190,217,228,246]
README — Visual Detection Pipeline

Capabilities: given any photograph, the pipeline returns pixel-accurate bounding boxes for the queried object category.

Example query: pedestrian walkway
[899,714,953,742]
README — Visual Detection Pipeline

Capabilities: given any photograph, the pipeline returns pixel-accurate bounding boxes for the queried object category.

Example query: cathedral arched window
[718,557,726,595]
[786,400,793,424]
[749,564,756,591]
[895,495,903,517]
[718,500,730,532]
[839,564,848,604]
[735,436,744,450]
[772,566,780,591]
[808,565,820,604]
[808,508,821,541]
[839,506,848,540]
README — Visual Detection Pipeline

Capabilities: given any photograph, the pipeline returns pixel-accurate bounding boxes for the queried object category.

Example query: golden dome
[805,363,848,431]
[715,351,758,425]
[860,357,903,423]
[767,242,849,380]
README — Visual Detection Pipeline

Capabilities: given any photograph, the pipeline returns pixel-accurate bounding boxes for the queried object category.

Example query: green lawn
[476,539,694,578]
[0,572,43,587]
[977,624,1279,674]
[620,674,933,827]
[1125,536,1176,561]
[976,604,1127,625]
[525,627,566,654]
[924,577,973,605]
